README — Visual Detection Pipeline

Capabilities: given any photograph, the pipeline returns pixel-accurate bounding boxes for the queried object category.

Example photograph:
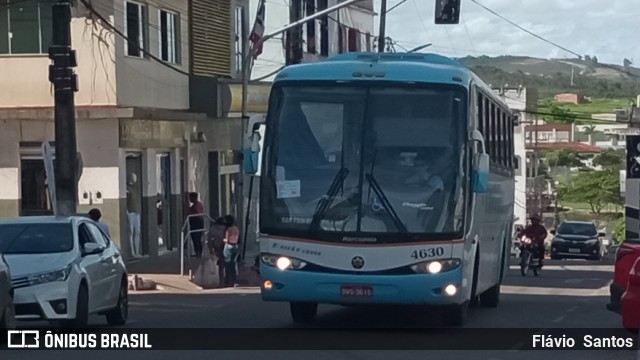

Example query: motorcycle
[520,236,542,277]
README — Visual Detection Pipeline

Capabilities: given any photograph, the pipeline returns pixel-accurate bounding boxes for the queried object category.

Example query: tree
[564,170,621,216]
[592,148,625,171]
[583,125,597,136]
[542,102,578,124]
[545,149,584,168]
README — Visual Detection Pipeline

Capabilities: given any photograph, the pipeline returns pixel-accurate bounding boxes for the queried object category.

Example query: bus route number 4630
[411,247,445,260]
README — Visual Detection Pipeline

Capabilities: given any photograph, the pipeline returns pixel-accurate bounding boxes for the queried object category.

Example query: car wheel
[106,279,128,326]
[65,284,89,328]
[0,294,16,330]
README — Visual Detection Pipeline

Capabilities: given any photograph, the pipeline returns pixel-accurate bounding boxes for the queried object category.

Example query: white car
[0,216,128,327]
[0,253,15,329]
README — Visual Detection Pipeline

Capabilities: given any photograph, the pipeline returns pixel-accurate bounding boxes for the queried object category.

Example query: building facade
[248,0,375,81]
[0,0,250,261]
[496,87,537,227]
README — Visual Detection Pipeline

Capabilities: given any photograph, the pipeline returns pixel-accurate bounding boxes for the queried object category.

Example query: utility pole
[378,0,387,53]
[49,0,79,216]
[570,65,574,87]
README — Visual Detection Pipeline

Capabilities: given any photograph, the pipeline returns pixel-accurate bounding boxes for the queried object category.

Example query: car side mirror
[550,230,556,235]
[471,130,489,193]
[83,242,104,256]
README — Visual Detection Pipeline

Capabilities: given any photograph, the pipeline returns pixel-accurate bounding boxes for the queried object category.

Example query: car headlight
[261,254,307,270]
[27,264,72,286]
[411,259,461,274]
[585,239,598,245]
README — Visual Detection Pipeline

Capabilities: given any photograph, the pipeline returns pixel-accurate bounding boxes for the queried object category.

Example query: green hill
[457,55,640,100]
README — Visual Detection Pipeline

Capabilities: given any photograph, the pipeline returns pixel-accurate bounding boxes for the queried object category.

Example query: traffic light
[435,0,460,24]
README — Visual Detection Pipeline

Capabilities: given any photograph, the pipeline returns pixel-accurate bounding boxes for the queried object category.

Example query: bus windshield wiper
[365,174,408,236]
[309,167,350,232]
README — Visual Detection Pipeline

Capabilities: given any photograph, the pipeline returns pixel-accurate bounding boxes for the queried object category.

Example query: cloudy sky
[375,0,637,65]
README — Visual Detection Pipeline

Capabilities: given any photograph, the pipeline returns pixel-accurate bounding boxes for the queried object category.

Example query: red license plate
[340,285,373,297]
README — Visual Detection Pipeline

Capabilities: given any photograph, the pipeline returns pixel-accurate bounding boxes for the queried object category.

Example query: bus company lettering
[272,242,322,256]
[342,237,377,243]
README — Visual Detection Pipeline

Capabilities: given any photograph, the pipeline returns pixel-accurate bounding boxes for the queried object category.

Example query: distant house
[524,123,602,155]
[554,93,591,105]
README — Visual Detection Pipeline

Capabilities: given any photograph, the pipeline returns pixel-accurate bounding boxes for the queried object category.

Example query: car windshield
[0,223,74,254]
[557,223,597,237]
[260,84,467,243]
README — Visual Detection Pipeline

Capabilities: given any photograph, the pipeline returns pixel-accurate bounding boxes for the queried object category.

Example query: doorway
[156,152,172,251]
[20,159,53,216]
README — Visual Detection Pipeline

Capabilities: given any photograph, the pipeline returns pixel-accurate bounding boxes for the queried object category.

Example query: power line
[78,0,190,76]
[521,109,616,123]
[469,0,582,59]
[462,21,477,54]
[252,65,285,82]
[386,0,408,13]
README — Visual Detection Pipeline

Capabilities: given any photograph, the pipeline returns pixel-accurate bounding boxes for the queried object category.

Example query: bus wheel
[290,302,318,323]
[479,283,500,307]
[442,302,468,327]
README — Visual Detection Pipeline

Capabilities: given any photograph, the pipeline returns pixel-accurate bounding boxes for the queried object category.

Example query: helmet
[530,214,541,223]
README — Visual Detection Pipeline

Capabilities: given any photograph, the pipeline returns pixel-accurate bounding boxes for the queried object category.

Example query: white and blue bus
[245,52,517,325]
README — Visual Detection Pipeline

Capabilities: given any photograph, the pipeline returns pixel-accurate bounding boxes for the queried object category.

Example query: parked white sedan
[0,253,15,329]
[0,216,128,327]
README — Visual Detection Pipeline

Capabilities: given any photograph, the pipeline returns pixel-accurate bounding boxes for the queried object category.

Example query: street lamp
[407,43,432,53]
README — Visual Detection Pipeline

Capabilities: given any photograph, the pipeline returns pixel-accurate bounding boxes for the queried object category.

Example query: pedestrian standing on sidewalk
[188,192,205,258]
[223,215,240,287]
[208,217,226,287]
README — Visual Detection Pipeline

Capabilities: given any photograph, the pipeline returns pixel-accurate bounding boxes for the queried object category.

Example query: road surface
[3,258,637,360]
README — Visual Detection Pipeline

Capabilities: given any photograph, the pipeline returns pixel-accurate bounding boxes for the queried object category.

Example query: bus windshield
[261,84,468,243]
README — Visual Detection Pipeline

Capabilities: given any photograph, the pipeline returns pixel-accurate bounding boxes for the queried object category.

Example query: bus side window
[497,108,503,166]
[477,92,484,135]
[491,103,497,163]
[501,110,507,167]
[484,98,491,159]
[507,116,515,169]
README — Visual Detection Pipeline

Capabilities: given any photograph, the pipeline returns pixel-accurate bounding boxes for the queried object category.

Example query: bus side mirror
[243,130,262,175]
[435,0,461,24]
[471,130,489,193]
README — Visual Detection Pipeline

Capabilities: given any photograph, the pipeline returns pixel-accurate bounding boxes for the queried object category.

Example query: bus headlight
[411,259,461,274]
[261,254,307,270]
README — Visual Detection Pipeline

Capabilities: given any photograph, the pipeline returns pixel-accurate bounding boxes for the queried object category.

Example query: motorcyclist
[520,214,548,268]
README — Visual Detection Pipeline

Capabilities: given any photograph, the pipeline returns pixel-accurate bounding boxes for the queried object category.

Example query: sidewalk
[125,250,261,292]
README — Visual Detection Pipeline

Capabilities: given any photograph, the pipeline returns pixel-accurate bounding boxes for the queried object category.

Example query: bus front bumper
[260,265,464,305]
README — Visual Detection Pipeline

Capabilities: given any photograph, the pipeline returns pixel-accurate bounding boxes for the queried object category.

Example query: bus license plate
[569,248,581,253]
[341,285,373,297]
